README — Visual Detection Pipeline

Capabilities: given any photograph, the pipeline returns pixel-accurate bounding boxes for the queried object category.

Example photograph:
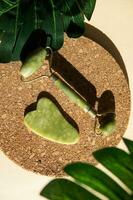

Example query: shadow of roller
[84,23,129,85]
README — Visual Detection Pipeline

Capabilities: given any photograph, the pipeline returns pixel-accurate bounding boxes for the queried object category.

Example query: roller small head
[99,113,116,136]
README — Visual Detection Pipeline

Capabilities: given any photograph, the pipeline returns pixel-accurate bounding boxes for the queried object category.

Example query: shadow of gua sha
[98,90,115,127]
[52,52,97,108]
[24,91,79,132]
[84,23,129,85]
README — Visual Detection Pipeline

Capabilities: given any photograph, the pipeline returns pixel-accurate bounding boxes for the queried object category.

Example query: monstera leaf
[41,138,133,200]
[0,0,96,62]
[0,0,64,62]
[0,0,18,15]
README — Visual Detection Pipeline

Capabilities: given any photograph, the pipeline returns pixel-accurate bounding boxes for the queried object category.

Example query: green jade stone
[51,75,96,118]
[24,98,79,144]
[20,48,47,78]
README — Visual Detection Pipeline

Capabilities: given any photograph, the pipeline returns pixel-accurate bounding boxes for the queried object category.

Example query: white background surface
[0,0,133,199]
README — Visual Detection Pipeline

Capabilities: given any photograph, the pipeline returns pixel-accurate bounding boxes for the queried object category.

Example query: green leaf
[63,0,85,37]
[0,7,18,62]
[36,0,64,50]
[62,0,96,37]
[42,139,133,200]
[0,0,18,16]
[54,0,75,15]
[12,1,36,60]
[0,0,96,62]
[93,147,133,191]
[76,0,96,20]
[123,138,133,154]
[12,0,64,59]
[66,16,85,38]
[40,179,100,200]
[0,0,64,62]
[51,0,85,37]
[64,162,131,200]
[54,0,96,20]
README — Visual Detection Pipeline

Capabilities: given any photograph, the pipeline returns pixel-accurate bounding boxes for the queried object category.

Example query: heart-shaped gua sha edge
[24,98,79,144]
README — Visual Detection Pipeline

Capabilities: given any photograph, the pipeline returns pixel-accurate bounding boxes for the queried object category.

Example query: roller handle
[51,74,97,118]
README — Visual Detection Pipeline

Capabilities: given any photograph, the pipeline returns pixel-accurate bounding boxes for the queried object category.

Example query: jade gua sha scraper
[20,47,116,144]
[24,97,79,144]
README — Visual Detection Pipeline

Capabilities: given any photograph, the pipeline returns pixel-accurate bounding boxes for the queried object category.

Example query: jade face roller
[20,47,116,136]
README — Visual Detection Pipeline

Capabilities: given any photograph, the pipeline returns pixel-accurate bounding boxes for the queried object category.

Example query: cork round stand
[0,35,130,177]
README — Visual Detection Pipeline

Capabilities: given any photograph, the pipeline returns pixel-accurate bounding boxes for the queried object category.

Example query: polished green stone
[20,48,47,78]
[24,98,79,144]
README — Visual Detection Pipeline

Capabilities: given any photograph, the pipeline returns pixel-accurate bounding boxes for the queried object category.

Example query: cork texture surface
[0,36,130,176]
